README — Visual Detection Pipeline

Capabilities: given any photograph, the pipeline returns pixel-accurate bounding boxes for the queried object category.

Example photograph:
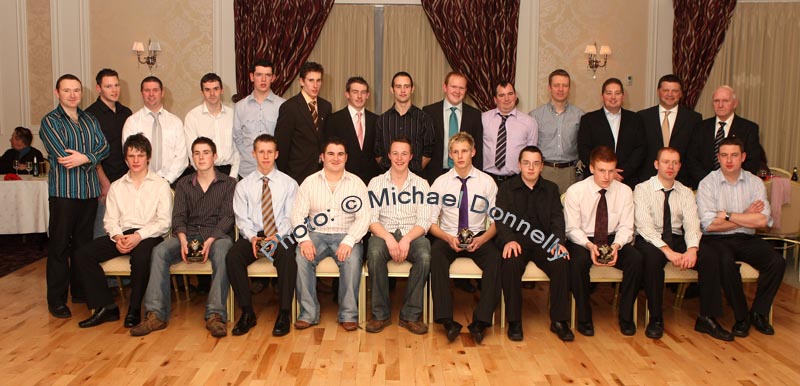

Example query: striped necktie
[308,100,318,130]
[261,176,277,237]
[495,114,509,169]
[713,121,726,170]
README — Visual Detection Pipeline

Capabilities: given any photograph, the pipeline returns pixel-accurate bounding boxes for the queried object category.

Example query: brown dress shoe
[341,321,358,331]
[206,313,227,338]
[130,312,167,336]
[365,318,392,333]
[294,320,313,330]
[399,319,428,335]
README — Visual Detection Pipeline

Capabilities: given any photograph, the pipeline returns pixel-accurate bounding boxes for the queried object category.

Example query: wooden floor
[1,259,799,386]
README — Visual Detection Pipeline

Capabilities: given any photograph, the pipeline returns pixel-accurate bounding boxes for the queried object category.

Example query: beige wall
[27,0,52,126]
[88,0,213,120]
[537,0,650,113]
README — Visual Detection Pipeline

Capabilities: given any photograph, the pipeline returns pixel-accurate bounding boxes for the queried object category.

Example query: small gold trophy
[457,228,474,249]
[256,239,274,261]
[187,239,204,263]
[597,244,614,264]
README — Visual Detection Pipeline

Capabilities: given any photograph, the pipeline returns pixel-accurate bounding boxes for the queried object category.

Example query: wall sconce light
[132,39,161,73]
[585,42,611,79]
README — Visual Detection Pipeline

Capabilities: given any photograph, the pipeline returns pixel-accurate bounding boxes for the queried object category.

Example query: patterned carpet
[0,234,47,278]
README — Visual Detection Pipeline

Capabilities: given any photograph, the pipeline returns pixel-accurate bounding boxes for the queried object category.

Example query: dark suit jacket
[421,100,484,185]
[275,93,332,184]
[0,146,45,174]
[577,108,645,189]
[637,105,702,185]
[686,115,762,189]
[324,107,379,185]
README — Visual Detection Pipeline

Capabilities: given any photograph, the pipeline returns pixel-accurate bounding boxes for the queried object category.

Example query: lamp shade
[148,41,161,52]
[132,41,144,52]
[584,45,597,55]
[599,45,612,55]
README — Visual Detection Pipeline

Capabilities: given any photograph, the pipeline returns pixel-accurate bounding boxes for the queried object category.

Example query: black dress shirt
[494,175,566,248]
[172,170,237,241]
[374,104,435,174]
[85,98,133,182]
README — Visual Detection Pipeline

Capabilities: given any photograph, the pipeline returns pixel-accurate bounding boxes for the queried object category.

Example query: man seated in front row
[226,134,299,336]
[696,137,785,337]
[565,145,642,336]
[132,137,237,337]
[74,133,172,328]
[365,137,432,335]
[634,147,731,341]
[293,138,370,331]
[429,132,500,344]
[496,146,573,342]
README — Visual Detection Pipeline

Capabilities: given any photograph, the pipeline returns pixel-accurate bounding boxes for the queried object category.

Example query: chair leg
[182,274,191,301]
[116,276,126,301]
[612,282,620,309]
[227,285,235,326]
[291,289,298,324]
[423,281,429,324]
[359,271,366,324]
[644,299,650,326]
[570,294,576,329]
[171,276,180,300]
[500,291,506,329]
[633,298,638,328]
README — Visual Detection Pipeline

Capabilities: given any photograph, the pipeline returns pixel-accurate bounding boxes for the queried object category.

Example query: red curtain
[673,0,737,109]
[421,0,520,111]
[234,0,334,99]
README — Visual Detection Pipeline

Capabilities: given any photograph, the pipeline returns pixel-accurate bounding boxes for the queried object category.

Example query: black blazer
[275,93,332,184]
[637,105,702,185]
[421,100,484,185]
[577,108,645,189]
[324,107,379,185]
[686,115,762,189]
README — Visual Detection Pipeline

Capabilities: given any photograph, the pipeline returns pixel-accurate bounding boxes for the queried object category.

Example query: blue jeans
[367,231,430,321]
[143,236,233,322]
[295,232,363,323]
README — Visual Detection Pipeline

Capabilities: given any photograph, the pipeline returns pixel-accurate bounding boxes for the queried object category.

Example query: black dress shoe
[694,316,734,341]
[749,312,774,335]
[645,319,664,339]
[468,321,487,344]
[620,320,637,336]
[507,322,523,341]
[48,304,72,319]
[124,309,141,328]
[272,310,291,337]
[443,320,463,342]
[577,321,594,337]
[732,319,750,337]
[550,321,575,341]
[233,312,257,336]
[78,306,120,328]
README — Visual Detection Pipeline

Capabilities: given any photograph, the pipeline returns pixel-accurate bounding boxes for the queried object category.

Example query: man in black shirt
[495,146,573,342]
[0,127,44,174]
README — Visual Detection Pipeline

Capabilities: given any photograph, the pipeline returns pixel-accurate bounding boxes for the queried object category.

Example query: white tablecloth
[0,175,49,234]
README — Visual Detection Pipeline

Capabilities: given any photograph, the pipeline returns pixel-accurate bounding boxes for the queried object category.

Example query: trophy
[187,239,204,262]
[457,228,474,249]
[596,244,614,264]
[256,238,274,261]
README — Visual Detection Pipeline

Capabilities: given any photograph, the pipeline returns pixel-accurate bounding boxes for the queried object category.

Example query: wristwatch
[725,212,731,221]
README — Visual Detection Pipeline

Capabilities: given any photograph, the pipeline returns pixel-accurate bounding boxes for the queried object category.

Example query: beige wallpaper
[537,0,649,113]
[27,0,53,125]
[89,0,213,120]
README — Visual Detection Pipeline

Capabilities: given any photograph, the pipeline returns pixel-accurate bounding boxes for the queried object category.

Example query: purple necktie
[457,176,470,231]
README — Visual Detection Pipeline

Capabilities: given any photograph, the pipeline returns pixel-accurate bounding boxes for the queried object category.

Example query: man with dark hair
[696,137,785,337]
[185,73,240,178]
[422,71,484,185]
[324,76,379,184]
[86,68,134,238]
[530,69,585,193]
[483,80,537,186]
[637,74,702,186]
[73,133,172,328]
[374,71,435,176]
[0,127,44,174]
[496,145,573,342]
[578,78,646,189]
[132,137,236,337]
[565,145,642,336]
[233,59,285,179]
[122,76,187,183]
[275,61,333,184]
[40,74,109,318]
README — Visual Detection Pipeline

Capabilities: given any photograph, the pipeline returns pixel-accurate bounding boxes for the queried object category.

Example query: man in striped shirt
[365,137,432,335]
[634,147,730,341]
[40,74,109,319]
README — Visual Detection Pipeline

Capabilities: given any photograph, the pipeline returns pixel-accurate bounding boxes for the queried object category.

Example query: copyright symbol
[341,195,362,213]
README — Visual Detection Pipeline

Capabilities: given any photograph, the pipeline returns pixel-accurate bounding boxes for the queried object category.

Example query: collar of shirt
[547,101,571,115]
[715,115,735,135]
[93,97,122,114]
[658,105,677,116]
[448,165,479,181]
[380,169,415,190]
[714,168,745,185]
[347,105,364,120]
[497,108,518,118]
[647,175,676,192]
[56,104,88,120]
[121,169,160,185]
[588,177,617,195]
[301,90,316,105]
[191,169,227,187]
[443,99,462,113]
[144,106,166,116]
[603,107,621,118]
[246,90,276,105]
[313,169,357,185]
[201,102,229,117]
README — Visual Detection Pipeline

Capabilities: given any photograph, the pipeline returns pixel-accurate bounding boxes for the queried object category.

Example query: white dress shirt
[429,166,498,235]
[233,167,298,241]
[104,170,172,240]
[715,115,735,137]
[603,107,622,149]
[122,106,188,183]
[634,176,701,249]
[367,169,432,235]
[184,102,241,178]
[659,105,678,135]
[696,169,772,235]
[564,177,634,247]
[291,169,371,247]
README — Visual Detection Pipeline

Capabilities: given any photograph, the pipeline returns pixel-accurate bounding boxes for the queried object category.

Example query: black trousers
[430,238,501,324]
[226,238,297,311]
[567,239,643,323]
[501,241,570,323]
[74,229,162,310]
[47,197,97,306]
[702,234,786,321]
[635,236,722,319]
